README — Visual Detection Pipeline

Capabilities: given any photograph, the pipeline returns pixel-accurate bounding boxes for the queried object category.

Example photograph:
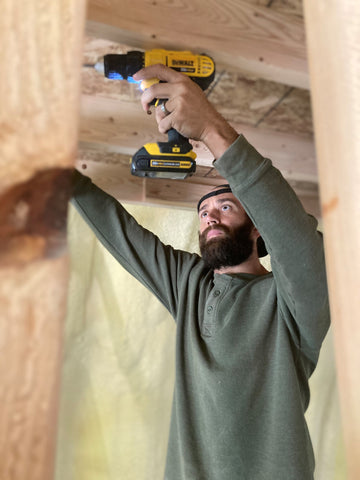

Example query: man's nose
[206,210,220,225]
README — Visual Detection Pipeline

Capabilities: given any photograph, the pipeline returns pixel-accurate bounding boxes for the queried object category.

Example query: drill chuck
[103,51,144,81]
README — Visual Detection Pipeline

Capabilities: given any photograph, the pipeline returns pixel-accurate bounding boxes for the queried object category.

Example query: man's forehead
[199,193,239,211]
[197,185,233,212]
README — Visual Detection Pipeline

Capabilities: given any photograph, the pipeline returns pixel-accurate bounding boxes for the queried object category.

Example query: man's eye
[201,211,208,218]
[222,205,230,211]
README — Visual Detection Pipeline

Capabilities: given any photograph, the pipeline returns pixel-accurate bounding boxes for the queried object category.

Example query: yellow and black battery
[131,130,196,180]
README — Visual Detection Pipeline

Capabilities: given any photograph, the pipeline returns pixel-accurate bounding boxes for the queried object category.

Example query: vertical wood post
[0,1,86,479]
[303,1,360,478]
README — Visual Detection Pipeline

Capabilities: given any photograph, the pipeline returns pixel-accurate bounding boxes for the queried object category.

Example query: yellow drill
[95,49,216,179]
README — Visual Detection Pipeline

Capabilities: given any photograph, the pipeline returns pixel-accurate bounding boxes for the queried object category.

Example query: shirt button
[207,306,213,314]
[214,290,221,297]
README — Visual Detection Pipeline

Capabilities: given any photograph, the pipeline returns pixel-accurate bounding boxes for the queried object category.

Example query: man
[72,64,330,479]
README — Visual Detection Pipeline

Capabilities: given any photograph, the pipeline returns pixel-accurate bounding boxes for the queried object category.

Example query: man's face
[198,191,258,270]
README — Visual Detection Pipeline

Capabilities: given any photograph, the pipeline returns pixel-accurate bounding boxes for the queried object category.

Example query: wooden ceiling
[78,0,320,217]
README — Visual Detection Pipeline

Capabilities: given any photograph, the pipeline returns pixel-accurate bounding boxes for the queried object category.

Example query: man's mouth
[206,227,226,240]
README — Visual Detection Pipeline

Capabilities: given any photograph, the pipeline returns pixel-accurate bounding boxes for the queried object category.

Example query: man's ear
[252,227,268,257]
[252,227,261,240]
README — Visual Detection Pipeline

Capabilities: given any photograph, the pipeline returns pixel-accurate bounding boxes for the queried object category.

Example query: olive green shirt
[72,135,330,480]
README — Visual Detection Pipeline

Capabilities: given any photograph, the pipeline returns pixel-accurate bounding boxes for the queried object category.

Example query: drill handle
[167,128,191,147]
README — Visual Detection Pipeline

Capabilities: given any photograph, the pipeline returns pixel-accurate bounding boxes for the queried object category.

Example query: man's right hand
[133,64,239,160]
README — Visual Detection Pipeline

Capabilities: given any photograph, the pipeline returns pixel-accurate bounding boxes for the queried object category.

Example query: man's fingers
[134,65,179,131]
[140,83,174,113]
[141,82,171,102]
[134,64,189,112]
[155,104,173,134]
[134,63,216,141]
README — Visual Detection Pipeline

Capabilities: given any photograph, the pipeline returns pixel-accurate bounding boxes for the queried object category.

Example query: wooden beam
[79,94,318,183]
[77,146,320,218]
[86,0,309,89]
[0,1,86,479]
[303,1,360,478]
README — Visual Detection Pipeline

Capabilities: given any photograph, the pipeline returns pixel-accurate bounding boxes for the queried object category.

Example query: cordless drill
[95,49,216,179]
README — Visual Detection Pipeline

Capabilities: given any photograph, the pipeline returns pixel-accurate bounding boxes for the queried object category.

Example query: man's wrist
[201,119,239,160]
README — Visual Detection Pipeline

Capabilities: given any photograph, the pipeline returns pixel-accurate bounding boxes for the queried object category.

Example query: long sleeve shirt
[71,134,330,480]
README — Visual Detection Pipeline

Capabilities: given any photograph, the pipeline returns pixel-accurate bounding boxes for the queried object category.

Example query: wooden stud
[0,1,86,479]
[303,1,360,478]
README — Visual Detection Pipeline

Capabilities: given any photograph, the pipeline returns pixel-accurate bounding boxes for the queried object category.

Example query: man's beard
[199,221,254,270]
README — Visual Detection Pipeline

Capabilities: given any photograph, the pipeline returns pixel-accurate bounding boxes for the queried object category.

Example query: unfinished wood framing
[79,26,319,215]
[303,1,360,478]
[2,0,358,478]
[0,1,86,479]
[86,0,309,88]
[76,146,320,218]
[79,94,317,180]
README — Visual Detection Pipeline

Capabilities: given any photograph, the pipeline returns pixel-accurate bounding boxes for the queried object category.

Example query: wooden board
[303,0,360,477]
[0,1,86,479]
[79,93,317,181]
[86,0,309,88]
[77,146,320,218]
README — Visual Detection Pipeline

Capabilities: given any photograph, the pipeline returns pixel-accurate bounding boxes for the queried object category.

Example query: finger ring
[160,102,170,116]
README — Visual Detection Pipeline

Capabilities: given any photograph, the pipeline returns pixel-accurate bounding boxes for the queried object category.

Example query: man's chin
[205,236,222,246]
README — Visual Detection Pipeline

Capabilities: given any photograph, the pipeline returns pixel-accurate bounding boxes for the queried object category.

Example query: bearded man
[71,65,330,480]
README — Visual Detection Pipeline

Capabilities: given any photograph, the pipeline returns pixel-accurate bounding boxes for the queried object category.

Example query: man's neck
[214,254,268,276]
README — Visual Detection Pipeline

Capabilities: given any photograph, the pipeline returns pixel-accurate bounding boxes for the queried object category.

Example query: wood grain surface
[303,0,360,477]
[86,0,308,88]
[0,1,86,479]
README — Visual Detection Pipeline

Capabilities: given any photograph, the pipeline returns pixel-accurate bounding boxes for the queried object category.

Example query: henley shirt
[72,135,330,480]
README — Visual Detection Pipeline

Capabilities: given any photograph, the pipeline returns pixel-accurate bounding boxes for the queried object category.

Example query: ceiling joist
[77,144,320,218]
[86,0,308,89]
[79,1,320,218]
[79,94,317,182]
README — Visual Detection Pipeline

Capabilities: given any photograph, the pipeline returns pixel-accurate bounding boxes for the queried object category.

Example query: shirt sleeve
[70,170,199,318]
[214,135,330,363]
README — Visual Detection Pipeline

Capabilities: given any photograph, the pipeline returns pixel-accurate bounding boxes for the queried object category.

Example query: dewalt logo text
[172,60,194,66]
